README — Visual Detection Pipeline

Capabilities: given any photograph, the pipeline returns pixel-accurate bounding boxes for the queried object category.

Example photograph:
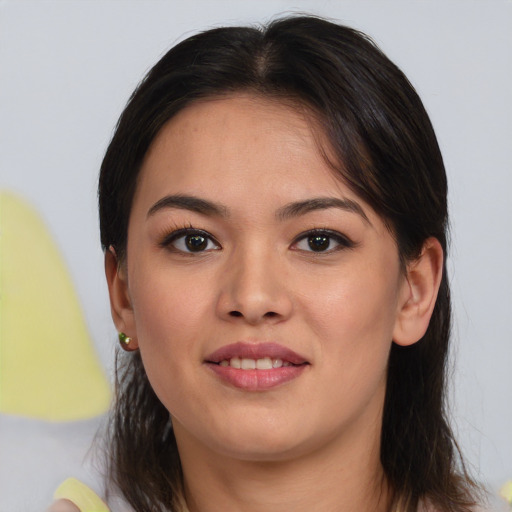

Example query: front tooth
[241,358,256,370]
[230,357,241,369]
[256,357,273,370]
[272,359,283,368]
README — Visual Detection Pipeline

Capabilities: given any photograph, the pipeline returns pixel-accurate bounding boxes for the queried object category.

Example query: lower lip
[205,363,307,391]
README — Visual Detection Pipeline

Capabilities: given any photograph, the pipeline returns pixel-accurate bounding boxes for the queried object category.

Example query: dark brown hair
[99,15,478,512]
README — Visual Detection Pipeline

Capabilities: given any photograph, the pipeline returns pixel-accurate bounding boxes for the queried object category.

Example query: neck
[174,414,392,512]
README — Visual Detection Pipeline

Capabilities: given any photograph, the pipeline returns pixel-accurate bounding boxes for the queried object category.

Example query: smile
[205,342,309,390]
[218,357,294,369]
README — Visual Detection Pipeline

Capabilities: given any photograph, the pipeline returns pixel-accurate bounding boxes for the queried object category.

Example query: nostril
[226,310,280,320]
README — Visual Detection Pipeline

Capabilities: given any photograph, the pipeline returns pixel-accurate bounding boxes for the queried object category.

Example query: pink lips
[206,342,307,365]
[204,342,309,391]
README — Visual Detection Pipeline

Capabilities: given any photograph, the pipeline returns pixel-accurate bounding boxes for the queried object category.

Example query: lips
[204,342,309,390]
[205,342,308,365]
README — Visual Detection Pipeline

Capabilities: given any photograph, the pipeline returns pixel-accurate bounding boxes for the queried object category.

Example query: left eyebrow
[276,197,371,225]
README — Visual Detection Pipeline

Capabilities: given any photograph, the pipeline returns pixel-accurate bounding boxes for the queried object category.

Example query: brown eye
[308,235,330,251]
[185,234,208,252]
[161,228,221,253]
[293,229,355,253]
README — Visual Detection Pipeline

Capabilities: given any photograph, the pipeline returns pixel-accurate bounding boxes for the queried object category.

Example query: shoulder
[46,499,80,512]
[47,478,110,512]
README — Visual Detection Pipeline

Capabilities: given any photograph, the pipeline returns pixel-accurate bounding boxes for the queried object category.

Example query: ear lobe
[105,247,139,349]
[393,237,444,347]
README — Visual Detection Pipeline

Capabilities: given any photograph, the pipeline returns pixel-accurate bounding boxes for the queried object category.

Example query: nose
[216,247,293,325]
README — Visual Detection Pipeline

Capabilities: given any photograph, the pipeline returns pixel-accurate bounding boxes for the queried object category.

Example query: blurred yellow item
[501,480,512,506]
[54,478,110,511]
[0,192,110,421]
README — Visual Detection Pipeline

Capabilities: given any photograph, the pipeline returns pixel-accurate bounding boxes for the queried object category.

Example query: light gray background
[1,1,511,510]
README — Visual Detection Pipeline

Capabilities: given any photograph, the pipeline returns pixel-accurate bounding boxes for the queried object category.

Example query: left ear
[393,237,444,347]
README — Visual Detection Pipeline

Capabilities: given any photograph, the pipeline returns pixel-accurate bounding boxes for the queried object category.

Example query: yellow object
[54,478,110,512]
[0,192,110,420]
[501,480,512,506]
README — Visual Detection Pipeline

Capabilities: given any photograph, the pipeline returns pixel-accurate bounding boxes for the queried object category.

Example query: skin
[46,500,80,512]
[106,94,443,512]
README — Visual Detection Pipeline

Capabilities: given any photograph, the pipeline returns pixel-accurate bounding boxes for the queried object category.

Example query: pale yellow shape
[0,192,110,420]
[53,478,110,512]
[501,480,512,505]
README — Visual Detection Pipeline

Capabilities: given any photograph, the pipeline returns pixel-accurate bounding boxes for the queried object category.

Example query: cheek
[131,266,212,343]
[302,267,400,345]
[299,272,398,429]
[299,258,402,390]
[128,267,214,402]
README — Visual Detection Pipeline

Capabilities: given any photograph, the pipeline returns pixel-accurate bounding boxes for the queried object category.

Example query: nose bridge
[217,240,291,324]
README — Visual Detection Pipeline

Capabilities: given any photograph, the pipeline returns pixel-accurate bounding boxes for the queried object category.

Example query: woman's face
[119,95,411,461]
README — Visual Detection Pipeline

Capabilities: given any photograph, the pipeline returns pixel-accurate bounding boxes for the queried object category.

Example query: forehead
[145,94,327,165]
[136,94,352,202]
[134,94,386,230]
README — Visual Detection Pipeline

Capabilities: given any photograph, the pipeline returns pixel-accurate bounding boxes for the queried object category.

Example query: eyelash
[159,227,221,254]
[159,226,355,254]
[291,229,356,253]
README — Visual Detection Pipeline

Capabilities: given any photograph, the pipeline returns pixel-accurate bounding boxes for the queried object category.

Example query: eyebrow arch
[147,194,229,218]
[276,197,371,224]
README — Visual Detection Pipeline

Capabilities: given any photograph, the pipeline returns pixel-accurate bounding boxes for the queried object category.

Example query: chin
[201,421,320,463]
[217,439,308,463]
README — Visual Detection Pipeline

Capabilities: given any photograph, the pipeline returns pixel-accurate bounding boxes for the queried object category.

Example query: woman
[49,15,480,512]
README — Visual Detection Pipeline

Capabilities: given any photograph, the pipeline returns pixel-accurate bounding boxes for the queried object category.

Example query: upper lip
[205,342,309,365]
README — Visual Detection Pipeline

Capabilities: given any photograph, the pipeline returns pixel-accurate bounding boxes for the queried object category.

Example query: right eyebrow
[147,194,229,218]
